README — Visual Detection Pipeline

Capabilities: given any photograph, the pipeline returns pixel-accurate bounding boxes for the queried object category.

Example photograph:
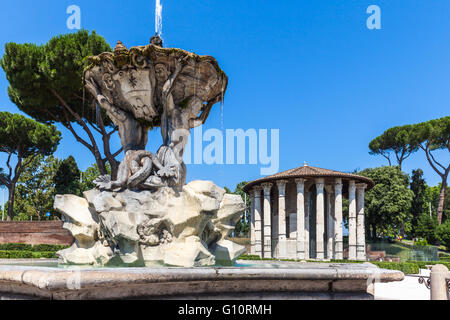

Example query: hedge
[0,250,57,259]
[239,254,279,261]
[371,262,419,275]
[238,255,450,274]
[407,260,450,270]
[0,243,68,252]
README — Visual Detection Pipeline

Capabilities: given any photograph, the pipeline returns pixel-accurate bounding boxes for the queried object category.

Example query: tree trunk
[6,185,15,221]
[371,224,377,240]
[109,159,120,181]
[94,151,108,177]
[437,177,447,225]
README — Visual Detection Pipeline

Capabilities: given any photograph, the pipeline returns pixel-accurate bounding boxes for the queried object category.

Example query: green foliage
[0,112,61,220]
[438,254,450,262]
[436,219,450,250]
[238,255,450,274]
[0,243,68,251]
[0,243,68,259]
[238,254,278,261]
[9,154,84,220]
[407,260,450,270]
[410,116,450,153]
[371,261,420,274]
[54,156,81,195]
[369,117,449,225]
[1,30,119,178]
[0,112,61,159]
[79,162,110,192]
[0,168,7,187]
[414,238,429,247]
[410,116,450,224]
[369,125,418,168]
[425,184,449,222]
[226,181,250,237]
[415,213,438,244]
[0,250,57,259]
[358,166,414,239]
[13,155,60,220]
[410,169,428,237]
[1,30,111,125]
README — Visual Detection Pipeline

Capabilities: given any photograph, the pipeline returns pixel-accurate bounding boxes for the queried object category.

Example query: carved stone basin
[84,42,228,127]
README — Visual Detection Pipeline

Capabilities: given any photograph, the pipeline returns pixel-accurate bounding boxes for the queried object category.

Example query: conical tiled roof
[243,164,374,192]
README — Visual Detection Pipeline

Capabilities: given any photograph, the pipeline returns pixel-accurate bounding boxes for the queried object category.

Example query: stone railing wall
[0,221,74,246]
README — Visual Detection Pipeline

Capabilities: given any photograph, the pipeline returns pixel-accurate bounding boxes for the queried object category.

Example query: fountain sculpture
[0,3,406,300]
[54,36,246,267]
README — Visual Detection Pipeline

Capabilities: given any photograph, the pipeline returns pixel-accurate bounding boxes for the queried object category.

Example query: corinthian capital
[261,182,273,195]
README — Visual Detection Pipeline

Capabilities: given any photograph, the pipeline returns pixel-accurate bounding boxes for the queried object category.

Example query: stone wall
[0,221,74,245]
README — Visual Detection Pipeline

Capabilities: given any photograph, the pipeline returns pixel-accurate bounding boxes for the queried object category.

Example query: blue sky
[0,0,449,190]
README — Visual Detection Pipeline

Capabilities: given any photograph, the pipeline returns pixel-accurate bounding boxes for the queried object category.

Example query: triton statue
[55,35,244,267]
[84,35,227,191]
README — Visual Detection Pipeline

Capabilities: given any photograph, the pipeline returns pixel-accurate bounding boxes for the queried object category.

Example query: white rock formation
[55,181,246,267]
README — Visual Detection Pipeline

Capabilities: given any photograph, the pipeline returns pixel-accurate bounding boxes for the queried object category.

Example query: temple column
[262,183,273,258]
[304,186,310,259]
[356,183,368,261]
[316,178,325,260]
[253,187,262,257]
[334,179,343,259]
[276,180,288,259]
[348,180,357,260]
[325,185,335,260]
[250,190,256,255]
[295,179,305,260]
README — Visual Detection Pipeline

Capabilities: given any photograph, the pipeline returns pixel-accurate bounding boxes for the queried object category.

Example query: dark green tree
[0,30,122,179]
[411,117,450,224]
[0,112,61,220]
[14,155,60,221]
[369,125,418,170]
[358,166,414,239]
[226,181,250,237]
[415,212,439,244]
[410,169,428,237]
[79,162,111,193]
[54,156,81,196]
[436,219,450,250]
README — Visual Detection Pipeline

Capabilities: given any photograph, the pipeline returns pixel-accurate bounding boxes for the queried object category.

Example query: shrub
[438,253,450,261]
[0,250,57,259]
[415,213,438,244]
[414,238,429,246]
[237,255,450,274]
[436,220,450,251]
[31,251,57,259]
[371,262,419,274]
[407,260,450,270]
[0,243,68,252]
[0,250,33,259]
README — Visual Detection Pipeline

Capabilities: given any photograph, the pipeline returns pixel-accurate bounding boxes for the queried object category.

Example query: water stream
[155,0,163,37]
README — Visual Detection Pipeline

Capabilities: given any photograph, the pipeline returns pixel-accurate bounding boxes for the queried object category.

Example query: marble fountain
[0,35,403,300]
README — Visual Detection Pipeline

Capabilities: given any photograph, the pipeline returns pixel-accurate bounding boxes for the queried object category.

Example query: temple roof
[243,165,375,192]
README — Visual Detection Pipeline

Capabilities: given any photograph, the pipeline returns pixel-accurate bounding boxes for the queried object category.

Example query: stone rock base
[54,181,246,267]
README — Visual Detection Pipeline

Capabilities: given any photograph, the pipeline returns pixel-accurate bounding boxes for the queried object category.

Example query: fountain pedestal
[0,261,404,300]
[55,181,246,267]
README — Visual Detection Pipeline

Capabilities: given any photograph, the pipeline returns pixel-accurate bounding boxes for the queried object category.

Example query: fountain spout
[150,33,163,47]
